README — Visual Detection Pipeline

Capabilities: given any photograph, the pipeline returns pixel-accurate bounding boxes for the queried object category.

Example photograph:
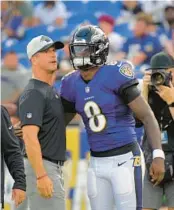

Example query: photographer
[142,51,174,210]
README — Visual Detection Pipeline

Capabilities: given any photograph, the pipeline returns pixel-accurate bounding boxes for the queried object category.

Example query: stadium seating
[63,1,87,14]
[2,0,169,73]
[114,23,133,38]
[1,0,129,69]
[67,13,98,25]
[85,1,122,17]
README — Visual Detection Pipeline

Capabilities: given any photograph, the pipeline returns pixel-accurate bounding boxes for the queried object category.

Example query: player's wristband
[152,149,165,160]
[37,174,47,180]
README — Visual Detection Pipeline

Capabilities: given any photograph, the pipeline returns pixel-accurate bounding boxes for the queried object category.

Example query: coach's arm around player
[1,105,26,209]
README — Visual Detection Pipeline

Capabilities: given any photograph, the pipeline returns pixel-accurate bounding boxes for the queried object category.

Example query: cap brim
[146,66,173,70]
[145,67,160,70]
[39,41,64,52]
[54,41,64,50]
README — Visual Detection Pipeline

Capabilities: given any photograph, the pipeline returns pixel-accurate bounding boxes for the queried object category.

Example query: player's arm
[120,84,165,185]
[120,84,161,149]
[61,96,76,125]
[19,90,47,178]
[128,94,162,150]
[118,72,162,150]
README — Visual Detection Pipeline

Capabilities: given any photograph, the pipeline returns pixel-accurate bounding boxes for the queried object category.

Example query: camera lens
[151,72,165,86]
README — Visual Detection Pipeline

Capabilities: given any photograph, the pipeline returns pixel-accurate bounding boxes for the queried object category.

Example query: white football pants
[87,145,145,210]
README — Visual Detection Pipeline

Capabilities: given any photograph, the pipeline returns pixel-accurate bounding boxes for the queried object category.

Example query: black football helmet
[69,25,109,71]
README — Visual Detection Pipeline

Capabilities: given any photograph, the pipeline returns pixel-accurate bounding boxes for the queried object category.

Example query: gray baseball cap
[27,35,64,59]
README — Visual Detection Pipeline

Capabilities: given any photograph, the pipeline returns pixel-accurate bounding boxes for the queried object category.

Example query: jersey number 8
[84,101,106,132]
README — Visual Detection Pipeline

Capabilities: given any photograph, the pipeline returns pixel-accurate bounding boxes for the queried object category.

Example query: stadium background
[1,0,173,210]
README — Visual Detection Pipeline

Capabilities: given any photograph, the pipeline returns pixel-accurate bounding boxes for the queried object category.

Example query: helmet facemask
[69,43,94,70]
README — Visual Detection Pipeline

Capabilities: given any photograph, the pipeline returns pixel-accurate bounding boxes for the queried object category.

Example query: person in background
[139,0,173,24]
[33,1,68,28]
[161,5,174,40]
[98,14,125,62]
[1,105,26,209]
[142,52,174,210]
[116,0,143,25]
[1,51,30,104]
[147,17,174,56]
[12,1,34,27]
[1,1,25,40]
[116,13,163,78]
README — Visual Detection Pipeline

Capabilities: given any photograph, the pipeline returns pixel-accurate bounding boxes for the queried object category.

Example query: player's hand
[149,157,165,186]
[143,71,152,86]
[156,82,174,105]
[37,175,54,198]
[12,189,26,207]
[14,121,23,138]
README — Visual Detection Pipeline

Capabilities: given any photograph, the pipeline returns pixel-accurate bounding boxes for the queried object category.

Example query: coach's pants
[16,158,65,210]
[87,144,145,210]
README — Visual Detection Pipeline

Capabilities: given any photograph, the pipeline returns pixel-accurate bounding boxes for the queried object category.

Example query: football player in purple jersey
[60,25,165,210]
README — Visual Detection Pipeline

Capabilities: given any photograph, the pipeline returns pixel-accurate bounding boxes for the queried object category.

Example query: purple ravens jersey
[60,61,138,151]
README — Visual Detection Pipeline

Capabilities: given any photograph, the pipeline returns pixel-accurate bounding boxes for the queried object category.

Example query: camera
[151,70,172,86]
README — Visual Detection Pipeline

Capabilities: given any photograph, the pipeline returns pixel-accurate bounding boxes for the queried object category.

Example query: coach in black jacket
[1,105,26,209]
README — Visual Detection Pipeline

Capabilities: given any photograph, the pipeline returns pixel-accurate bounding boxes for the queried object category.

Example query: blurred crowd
[1,2,174,210]
[1,0,174,121]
